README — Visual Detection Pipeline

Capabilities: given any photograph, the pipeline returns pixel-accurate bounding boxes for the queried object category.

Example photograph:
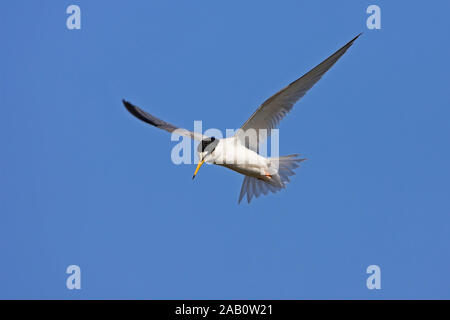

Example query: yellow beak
[192,159,206,179]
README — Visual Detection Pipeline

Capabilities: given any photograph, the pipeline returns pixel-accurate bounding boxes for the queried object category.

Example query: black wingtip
[122,99,140,118]
[341,33,362,51]
[122,99,140,120]
[122,99,162,128]
[351,33,363,43]
[122,99,133,111]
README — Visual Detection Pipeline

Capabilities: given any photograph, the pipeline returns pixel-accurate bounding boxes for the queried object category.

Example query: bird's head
[192,137,219,179]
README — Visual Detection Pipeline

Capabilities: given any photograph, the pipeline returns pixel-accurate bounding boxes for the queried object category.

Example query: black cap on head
[198,137,218,154]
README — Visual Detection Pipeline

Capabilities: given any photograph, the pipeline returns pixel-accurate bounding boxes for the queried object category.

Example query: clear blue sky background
[1,1,449,299]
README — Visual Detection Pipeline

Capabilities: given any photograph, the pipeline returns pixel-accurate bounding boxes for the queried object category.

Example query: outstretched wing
[123,100,207,141]
[238,33,361,150]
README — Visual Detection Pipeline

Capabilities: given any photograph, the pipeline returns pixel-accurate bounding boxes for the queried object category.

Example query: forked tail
[238,154,306,204]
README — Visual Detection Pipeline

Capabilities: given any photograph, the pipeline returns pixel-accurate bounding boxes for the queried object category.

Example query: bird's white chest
[210,138,269,177]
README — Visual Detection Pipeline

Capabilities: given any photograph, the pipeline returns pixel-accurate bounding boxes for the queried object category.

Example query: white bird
[123,34,360,203]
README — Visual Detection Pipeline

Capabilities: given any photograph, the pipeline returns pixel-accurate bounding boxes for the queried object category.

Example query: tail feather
[238,154,306,204]
[238,178,248,203]
[247,178,254,203]
[259,179,269,195]
[253,178,261,198]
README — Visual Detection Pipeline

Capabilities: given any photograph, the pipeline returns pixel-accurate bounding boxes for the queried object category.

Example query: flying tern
[123,34,360,203]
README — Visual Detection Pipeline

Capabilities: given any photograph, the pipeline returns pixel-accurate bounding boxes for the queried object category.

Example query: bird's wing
[237,34,361,151]
[123,100,207,141]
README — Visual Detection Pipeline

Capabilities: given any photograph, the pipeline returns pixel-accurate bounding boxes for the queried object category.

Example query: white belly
[210,138,270,178]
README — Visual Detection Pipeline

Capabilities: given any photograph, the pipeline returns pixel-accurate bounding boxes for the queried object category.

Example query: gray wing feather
[239,34,361,150]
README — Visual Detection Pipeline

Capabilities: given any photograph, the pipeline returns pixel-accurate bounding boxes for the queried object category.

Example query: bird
[123,34,360,203]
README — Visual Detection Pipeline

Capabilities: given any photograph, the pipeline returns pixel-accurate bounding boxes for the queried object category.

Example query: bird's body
[208,137,268,177]
[123,34,360,203]
[203,137,304,202]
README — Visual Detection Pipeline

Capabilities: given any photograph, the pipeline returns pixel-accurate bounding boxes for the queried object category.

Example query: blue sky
[1,1,449,299]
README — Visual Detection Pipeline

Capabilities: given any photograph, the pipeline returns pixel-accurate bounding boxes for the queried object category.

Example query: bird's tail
[238,154,306,204]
